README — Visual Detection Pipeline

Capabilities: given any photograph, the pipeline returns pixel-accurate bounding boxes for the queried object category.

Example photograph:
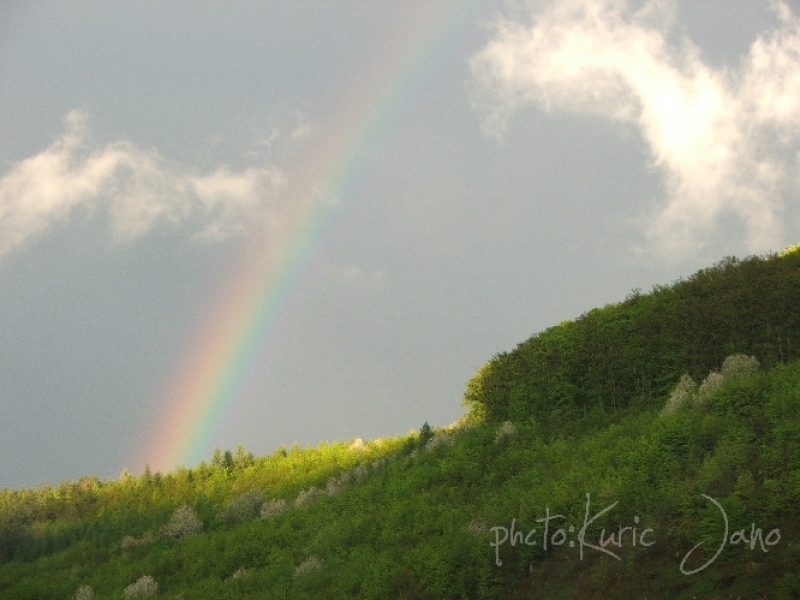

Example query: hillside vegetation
[1,248,799,599]
[464,248,800,425]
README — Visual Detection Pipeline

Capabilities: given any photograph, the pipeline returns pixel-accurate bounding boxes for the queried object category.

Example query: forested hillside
[1,249,799,599]
[464,248,800,424]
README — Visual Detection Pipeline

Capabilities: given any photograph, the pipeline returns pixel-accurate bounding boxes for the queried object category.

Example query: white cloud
[471,0,800,256]
[0,109,287,258]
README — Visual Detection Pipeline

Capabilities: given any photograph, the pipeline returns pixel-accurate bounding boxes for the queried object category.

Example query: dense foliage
[464,250,800,425]
[0,249,798,598]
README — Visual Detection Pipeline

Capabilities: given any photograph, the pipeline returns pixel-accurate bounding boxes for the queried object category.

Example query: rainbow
[137,1,485,474]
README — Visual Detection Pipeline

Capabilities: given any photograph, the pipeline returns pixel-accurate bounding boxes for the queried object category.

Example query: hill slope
[464,249,800,426]
[1,249,799,599]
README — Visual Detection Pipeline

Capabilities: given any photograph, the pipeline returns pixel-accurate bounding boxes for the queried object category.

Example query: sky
[2,0,800,489]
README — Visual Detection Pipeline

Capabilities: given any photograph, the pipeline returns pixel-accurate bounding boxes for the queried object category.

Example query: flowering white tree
[425,431,454,452]
[351,464,368,483]
[721,354,760,379]
[494,420,518,444]
[661,374,698,416]
[695,371,725,408]
[231,567,248,579]
[466,519,488,536]
[161,504,203,540]
[260,498,288,519]
[124,575,158,599]
[662,354,761,415]
[218,488,264,523]
[326,476,343,496]
[121,530,155,550]
[73,584,95,600]
[294,486,322,508]
[294,555,324,576]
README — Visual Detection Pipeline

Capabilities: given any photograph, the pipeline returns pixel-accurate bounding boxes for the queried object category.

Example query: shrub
[124,575,158,599]
[218,488,264,523]
[661,374,698,415]
[161,504,203,540]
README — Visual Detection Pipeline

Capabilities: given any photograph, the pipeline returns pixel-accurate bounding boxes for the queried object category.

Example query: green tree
[211,447,224,469]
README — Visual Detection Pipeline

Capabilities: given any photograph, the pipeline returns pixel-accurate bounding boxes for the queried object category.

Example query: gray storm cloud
[471,0,800,256]
[0,110,286,259]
